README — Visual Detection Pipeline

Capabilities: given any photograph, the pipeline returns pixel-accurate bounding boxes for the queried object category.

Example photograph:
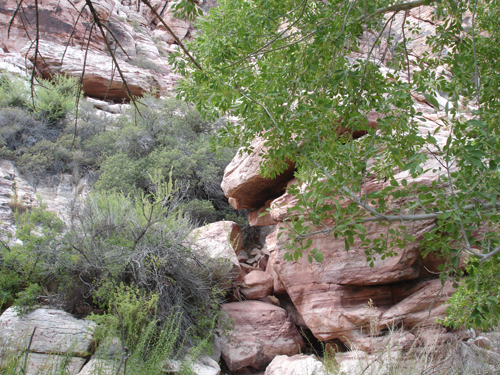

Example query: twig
[21,327,37,375]
[111,302,129,375]
[84,0,142,115]
[140,0,202,71]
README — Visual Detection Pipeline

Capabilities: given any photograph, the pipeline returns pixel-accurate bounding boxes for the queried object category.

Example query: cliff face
[0,0,208,101]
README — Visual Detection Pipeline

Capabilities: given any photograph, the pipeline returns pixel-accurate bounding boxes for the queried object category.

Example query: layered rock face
[0,0,207,101]
[220,107,458,352]
[0,307,96,375]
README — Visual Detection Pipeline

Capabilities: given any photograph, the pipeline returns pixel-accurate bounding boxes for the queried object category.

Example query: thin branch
[84,0,142,115]
[140,0,202,71]
[222,0,309,70]
[7,0,24,38]
[22,327,36,375]
[60,3,89,66]
[358,0,436,23]
[471,0,481,112]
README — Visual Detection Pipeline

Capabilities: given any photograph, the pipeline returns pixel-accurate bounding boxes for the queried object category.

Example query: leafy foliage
[176,0,500,328]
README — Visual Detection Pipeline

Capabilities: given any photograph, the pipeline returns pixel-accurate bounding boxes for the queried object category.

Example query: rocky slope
[0,0,212,100]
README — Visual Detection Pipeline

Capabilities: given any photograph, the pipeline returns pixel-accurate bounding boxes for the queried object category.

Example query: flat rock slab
[25,353,86,375]
[0,307,96,356]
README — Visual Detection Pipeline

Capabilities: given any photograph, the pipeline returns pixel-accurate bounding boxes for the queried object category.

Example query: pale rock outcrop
[21,41,168,101]
[264,354,325,375]
[78,359,117,375]
[242,270,273,300]
[221,137,295,210]
[219,301,305,372]
[0,160,37,240]
[164,354,221,375]
[1,0,210,101]
[188,221,243,280]
[152,6,191,45]
[0,307,96,356]
[24,353,86,375]
[0,0,113,54]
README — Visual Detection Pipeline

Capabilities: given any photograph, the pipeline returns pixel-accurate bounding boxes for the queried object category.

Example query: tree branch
[358,0,436,23]
[140,0,202,71]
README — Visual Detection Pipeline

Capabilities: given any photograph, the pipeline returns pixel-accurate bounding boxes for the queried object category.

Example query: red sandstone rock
[219,301,305,372]
[221,138,295,210]
[242,270,273,300]
[21,41,167,101]
[188,221,243,280]
[249,199,278,227]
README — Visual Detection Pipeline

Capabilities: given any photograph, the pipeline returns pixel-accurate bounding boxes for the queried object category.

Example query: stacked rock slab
[0,308,96,375]
[220,120,456,352]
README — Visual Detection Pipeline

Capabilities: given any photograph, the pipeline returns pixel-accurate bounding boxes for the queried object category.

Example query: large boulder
[0,307,96,375]
[220,137,295,210]
[219,301,305,372]
[21,41,168,101]
[0,307,96,356]
[188,221,243,280]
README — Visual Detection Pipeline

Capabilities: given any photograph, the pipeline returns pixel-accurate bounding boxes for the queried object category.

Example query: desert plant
[31,74,81,125]
[0,71,29,108]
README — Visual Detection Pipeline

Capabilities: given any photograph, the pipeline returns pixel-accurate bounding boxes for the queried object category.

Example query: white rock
[24,353,86,375]
[264,354,325,375]
[0,307,96,356]
[77,358,117,375]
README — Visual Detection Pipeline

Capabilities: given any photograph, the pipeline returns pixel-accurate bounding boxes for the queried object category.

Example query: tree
[172,0,500,328]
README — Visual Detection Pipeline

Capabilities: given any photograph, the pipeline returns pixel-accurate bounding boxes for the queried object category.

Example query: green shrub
[31,74,81,125]
[0,205,64,312]
[0,71,29,108]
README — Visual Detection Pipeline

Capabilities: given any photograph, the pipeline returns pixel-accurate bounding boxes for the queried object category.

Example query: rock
[0,307,96,356]
[164,354,221,375]
[264,354,325,375]
[219,301,305,372]
[152,6,191,45]
[21,41,168,101]
[0,0,113,54]
[24,353,86,375]
[259,295,281,307]
[221,138,295,210]
[77,358,117,375]
[335,350,401,375]
[0,159,37,241]
[249,199,279,226]
[380,279,456,329]
[242,270,273,300]
[238,250,249,262]
[277,295,307,328]
[188,221,243,280]
[258,255,269,271]
[265,230,287,295]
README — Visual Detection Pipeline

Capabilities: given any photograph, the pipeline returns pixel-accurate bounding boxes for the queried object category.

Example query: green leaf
[313,251,324,263]
[423,93,440,109]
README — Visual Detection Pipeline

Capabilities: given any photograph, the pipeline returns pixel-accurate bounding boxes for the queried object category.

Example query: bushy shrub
[92,96,236,223]
[0,71,29,108]
[31,74,81,125]
[0,204,64,312]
